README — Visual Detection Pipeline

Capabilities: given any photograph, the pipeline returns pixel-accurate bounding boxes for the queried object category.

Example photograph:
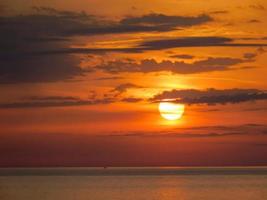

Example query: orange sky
[0,0,267,167]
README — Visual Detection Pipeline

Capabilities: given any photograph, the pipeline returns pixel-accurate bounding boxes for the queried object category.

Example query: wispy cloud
[151,88,267,105]
[97,57,248,74]
[138,36,267,50]
[105,124,267,138]
[111,83,142,95]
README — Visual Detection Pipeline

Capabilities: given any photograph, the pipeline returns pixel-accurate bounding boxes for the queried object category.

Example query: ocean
[0,167,267,200]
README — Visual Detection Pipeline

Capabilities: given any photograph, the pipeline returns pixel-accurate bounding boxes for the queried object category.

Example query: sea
[0,167,267,200]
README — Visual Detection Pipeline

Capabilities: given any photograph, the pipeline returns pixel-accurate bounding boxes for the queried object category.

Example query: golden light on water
[158,102,185,121]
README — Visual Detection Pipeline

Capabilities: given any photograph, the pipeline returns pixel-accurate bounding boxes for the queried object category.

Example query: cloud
[110,83,143,98]
[106,124,267,138]
[112,83,142,94]
[0,7,97,83]
[151,88,267,105]
[16,36,267,56]
[0,54,85,84]
[0,86,143,108]
[97,57,247,74]
[209,10,229,15]
[243,53,257,59]
[249,4,265,10]
[138,36,267,50]
[248,19,261,23]
[7,37,267,58]
[1,8,266,84]
[27,96,80,101]
[120,13,212,31]
[242,47,266,61]
[121,97,143,103]
[95,76,123,81]
[0,8,214,83]
[0,96,116,108]
[0,8,212,41]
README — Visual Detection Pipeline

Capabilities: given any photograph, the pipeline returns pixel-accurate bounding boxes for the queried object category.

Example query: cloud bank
[97,57,247,74]
[151,88,267,105]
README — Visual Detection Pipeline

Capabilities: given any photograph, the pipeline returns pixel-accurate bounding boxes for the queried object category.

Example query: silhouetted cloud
[95,76,123,81]
[0,96,115,108]
[0,54,85,84]
[121,97,143,103]
[243,53,257,59]
[209,10,229,14]
[27,96,80,101]
[0,8,214,83]
[138,36,267,50]
[0,89,143,108]
[24,37,267,55]
[112,83,142,93]
[120,13,212,31]
[248,19,261,23]
[151,88,267,105]
[1,8,267,84]
[0,8,212,42]
[97,57,247,74]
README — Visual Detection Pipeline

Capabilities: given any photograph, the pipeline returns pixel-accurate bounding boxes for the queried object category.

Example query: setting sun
[159,102,185,121]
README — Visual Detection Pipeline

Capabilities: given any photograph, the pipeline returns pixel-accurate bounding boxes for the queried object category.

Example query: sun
[158,102,185,121]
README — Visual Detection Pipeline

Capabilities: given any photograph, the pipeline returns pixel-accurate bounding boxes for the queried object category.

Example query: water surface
[0,167,266,200]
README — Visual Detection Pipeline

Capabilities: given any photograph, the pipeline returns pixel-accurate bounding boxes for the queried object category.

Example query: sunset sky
[0,0,267,167]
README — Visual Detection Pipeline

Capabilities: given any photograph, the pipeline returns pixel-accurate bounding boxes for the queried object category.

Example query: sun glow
[159,102,185,121]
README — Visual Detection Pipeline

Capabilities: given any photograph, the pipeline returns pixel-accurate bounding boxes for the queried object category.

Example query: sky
[0,0,267,167]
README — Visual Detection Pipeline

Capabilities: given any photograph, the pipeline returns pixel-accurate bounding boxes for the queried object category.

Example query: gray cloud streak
[151,88,267,105]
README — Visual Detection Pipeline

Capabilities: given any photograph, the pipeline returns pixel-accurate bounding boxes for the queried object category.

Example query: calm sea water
[0,167,267,200]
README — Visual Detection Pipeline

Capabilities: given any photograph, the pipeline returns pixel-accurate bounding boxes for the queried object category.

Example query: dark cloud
[97,57,246,74]
[21,37,267,57]
[151,88,267,105]
[0,96,115,108]
[0,54,85,84]
[0,7,95,83]
[17,37,267,56]
[243,53,257,59]
[120,13,212,31]
[209,10,229,15]
[0,8,212,41]
[169,54,195,59]
[139,36,267,50]
[121,97,143,103]
[111,83,142,96]
[0,8,214,83]
[242,47,266,61]
[27,96,80,101]
[1,8,266,84]
[95,76,123,81]
[0,86,143,108]
[248,19,261,23]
